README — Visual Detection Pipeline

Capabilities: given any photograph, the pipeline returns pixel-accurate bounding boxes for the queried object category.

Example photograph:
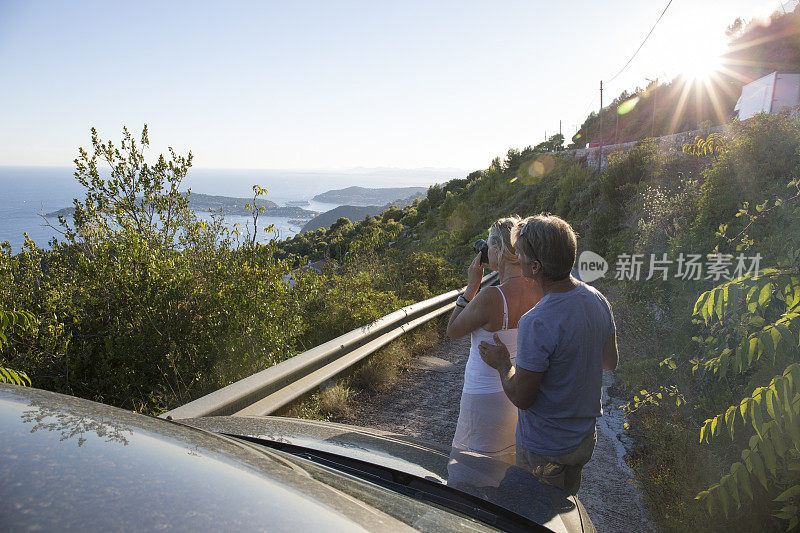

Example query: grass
[277,317,445,421]
[318,383,354,419]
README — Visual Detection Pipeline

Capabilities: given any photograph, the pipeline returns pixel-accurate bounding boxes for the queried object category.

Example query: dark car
[0,384,595,532]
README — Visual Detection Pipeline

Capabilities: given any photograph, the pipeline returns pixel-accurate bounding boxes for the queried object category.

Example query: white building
[734,71,800,120]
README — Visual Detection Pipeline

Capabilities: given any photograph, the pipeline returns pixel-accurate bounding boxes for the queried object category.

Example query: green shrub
[696,114,800,239]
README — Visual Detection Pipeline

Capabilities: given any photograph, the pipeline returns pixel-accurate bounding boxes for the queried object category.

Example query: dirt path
[341,336,655,533]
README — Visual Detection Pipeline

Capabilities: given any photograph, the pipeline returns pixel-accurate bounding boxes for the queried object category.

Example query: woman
[446,217,542,486]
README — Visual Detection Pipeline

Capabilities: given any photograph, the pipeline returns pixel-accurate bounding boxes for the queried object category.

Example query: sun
[682,50,722,82]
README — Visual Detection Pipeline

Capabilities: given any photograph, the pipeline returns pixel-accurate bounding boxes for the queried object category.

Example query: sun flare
[682,50,721,81]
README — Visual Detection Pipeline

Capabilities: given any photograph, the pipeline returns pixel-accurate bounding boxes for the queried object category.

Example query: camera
[473,239,489,264]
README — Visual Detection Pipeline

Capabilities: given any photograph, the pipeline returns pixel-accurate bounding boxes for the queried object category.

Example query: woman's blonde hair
[488,216,521,265]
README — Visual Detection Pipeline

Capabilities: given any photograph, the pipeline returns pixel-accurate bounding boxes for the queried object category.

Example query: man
[479,214,618,494]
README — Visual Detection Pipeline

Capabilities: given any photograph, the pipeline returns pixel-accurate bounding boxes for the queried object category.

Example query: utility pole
[651,89,656,138]
[645,77,657,138]
[598,80,604,170]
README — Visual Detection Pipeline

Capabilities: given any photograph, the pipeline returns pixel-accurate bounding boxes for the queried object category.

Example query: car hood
[1,385,519,532]
[177,415,593,533]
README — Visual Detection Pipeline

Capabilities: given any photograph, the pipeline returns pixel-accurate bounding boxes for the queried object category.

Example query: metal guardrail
[161,271,498,420]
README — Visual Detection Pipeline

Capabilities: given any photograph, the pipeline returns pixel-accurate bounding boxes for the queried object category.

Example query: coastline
[0,166,447,252]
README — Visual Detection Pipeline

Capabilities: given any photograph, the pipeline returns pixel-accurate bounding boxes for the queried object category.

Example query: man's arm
[496,358,544,410]
[602,330,618,370]
[480,334,544,410]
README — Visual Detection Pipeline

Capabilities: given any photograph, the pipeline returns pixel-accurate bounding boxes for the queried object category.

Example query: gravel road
[341,335,655,533]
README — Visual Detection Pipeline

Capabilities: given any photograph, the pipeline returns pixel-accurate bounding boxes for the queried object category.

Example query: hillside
[300,205,384,233]
[313,186,427,205]
[300,190,428,233]
[569,6,800,149]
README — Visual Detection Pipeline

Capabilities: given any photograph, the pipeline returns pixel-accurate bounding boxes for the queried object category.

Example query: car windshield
[228,432,555,533]
[176,412,583,532]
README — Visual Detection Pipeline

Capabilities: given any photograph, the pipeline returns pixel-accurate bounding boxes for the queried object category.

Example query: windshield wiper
[226,433,552,533]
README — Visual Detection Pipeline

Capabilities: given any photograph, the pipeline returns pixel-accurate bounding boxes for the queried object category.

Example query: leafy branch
[0,310,34,386]
[722,176,800,252]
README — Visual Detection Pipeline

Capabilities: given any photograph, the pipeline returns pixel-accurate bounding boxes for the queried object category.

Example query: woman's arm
[446,252,493,338]
[447,287,497,338]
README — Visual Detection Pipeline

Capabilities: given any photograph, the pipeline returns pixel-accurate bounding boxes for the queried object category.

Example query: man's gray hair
[512,214,577,281]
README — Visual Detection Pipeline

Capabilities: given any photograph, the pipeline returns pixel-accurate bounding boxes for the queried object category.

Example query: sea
[0,166,462,252]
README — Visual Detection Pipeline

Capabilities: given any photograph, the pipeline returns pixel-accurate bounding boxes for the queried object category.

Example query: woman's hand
[479,334,511,371]
[466,252,484,299]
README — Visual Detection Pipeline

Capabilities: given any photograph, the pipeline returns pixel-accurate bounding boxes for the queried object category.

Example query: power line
[564,0,673,141]
[571,0,671,134]
[573,93,598,132]
[607,0,673,84]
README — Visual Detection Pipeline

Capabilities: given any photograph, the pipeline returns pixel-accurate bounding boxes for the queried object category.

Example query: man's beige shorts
[516,431,597,495]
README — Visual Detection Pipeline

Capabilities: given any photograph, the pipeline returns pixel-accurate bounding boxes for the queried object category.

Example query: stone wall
[560,106,800,169]
[560,125,727,169]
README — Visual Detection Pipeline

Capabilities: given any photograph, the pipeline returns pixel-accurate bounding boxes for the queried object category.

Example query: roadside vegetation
[3,8,800,531]
[6,112,798,531]
[0,126,455,413]
[2,113,799,531]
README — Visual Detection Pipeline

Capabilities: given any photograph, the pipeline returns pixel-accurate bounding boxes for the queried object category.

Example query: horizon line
[0,164,472,173]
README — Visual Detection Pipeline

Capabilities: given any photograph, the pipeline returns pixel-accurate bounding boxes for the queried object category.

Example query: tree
[668,172,800,529]
[245,185,275,247]
[62,125,197,251]
[533,134,565,153]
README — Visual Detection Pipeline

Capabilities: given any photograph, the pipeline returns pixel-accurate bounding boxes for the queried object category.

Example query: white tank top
[463,286,518,394]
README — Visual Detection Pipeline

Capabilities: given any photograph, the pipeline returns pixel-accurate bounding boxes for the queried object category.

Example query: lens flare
[446,212,466,232]
[617,97,639,115]
[519,155,555,185]
[535,155,555,176]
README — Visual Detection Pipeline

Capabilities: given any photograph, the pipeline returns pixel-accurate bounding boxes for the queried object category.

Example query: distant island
[44,187,431,232]
[187,193,316,217]
[301,188,425,233]
[46,192,318,219]
[313,186,427,206]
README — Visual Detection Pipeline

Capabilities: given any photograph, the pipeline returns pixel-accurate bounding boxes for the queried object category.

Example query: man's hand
[479,334,511,371]
[481,334,543,410]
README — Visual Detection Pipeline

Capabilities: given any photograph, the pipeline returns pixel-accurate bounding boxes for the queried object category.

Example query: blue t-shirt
[515,281,616,456]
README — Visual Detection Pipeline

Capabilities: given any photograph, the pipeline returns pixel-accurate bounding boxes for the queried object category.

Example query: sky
[0,0,789,172]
